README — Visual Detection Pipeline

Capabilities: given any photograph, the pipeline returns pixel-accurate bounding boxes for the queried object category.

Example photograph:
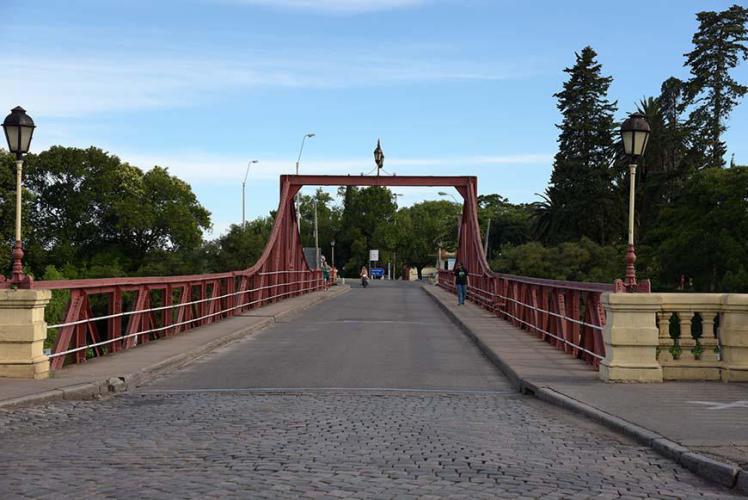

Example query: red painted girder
[492,272,614,293]
[283,174,475,189]
[33,272,238,290]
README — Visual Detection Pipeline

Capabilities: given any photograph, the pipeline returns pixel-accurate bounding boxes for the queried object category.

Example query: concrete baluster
[657,311,674,362]
[677,312,695,361]
[698,311,719,362]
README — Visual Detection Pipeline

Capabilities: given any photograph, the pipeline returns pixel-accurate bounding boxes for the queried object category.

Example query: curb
[421,284,748,495]
[0,286,350,410]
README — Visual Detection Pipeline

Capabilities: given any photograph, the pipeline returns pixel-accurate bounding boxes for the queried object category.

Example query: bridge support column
[599,293,663,383]
[0,289,51,379]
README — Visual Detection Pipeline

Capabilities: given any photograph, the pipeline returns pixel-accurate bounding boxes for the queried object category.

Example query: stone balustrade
[600,292,748,382]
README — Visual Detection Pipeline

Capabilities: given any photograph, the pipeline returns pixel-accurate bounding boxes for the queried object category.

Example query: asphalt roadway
[148,280,507,392]
[0,280,737,498]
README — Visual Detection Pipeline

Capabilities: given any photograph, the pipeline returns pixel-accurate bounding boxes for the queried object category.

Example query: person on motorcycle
[360,266,369,288]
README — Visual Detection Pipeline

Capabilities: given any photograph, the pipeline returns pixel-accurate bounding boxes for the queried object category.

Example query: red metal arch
[36,174,611,370]
[283,173,482,265]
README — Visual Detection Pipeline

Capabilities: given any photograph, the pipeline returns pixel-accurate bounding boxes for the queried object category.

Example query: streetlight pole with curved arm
[438,191,462,247]
[296,132,315,175]
[295,133,315,233]
[242,160,258,228]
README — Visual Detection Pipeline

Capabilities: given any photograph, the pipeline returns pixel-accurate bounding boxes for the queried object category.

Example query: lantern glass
[621,130,634,156]
[633,130,649,157]
[4,125,20,153]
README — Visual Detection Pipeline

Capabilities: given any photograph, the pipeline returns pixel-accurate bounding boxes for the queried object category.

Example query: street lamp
[2,106,35,287]
[295,133,315,233]
[438,191,458,204]
[373,139,384,176]
[296,132,315,175]
[438,191,462,245]
[620,112,650,291]
[242,160,258,228]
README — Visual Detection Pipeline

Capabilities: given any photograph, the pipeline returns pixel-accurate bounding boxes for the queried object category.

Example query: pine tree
[659,77,688,176]
[684,4,748,169]
[543,47,618,244]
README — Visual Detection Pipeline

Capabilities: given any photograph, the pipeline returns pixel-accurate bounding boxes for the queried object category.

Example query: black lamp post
[373,139,384,176]
[2,106,35,287]
[620,112,650,292]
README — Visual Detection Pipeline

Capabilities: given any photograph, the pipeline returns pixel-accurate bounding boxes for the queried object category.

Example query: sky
[1,0,746,238]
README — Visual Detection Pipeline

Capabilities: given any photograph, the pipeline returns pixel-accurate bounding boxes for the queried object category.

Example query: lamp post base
[614,278,651,293]
[616,243,649,293]
[9,241,32,289]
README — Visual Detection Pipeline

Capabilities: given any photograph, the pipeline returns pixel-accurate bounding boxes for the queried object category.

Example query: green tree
[396,200,461,279]
[336,186,397,276]
[684,4,748,169]
[203,217,274,273]
[478,194,533,260]
[653,166,748,292]
[20,146,211,278]
[491,238,624,284]
[543,46,620,245]
[0,150,17,274]
[298,188,341,264]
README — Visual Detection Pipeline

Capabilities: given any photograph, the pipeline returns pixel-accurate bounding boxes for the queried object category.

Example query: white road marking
[688,400,748,410]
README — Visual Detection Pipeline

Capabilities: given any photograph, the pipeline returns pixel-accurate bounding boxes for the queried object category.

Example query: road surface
[0,281,736,498]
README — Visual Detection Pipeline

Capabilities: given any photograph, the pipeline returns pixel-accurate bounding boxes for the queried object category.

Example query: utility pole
[314,198,320,269]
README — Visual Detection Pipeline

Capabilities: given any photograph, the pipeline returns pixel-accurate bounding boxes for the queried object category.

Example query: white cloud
[222,0,427,13]
[0,46,524,117]
[120,151,552,183]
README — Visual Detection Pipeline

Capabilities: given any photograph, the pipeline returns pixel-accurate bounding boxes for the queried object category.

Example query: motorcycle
[361,275,369,288]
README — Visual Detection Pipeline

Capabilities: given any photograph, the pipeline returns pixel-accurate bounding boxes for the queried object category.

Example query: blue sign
[370,267,385,279]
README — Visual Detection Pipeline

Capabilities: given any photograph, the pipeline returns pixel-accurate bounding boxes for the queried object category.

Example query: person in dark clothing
[453,262,468,305]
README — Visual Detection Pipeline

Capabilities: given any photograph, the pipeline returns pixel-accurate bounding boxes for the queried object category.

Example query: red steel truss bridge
[34,175,612,371]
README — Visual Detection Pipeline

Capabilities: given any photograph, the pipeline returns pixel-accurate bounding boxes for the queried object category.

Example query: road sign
[369,249,379,261]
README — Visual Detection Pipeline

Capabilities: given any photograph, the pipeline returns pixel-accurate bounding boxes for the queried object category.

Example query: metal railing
[40,270,328,369]
[438,270,612,367]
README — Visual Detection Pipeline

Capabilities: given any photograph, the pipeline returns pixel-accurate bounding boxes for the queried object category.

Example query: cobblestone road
[0,389,738,499]
[0,283,740,498]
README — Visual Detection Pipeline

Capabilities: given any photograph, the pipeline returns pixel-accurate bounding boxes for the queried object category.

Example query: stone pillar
[720,294,748,382]
[599,292,663,383]
[0,289,52,379]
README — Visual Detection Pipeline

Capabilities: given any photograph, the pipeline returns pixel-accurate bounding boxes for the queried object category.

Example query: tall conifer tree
[544,47,618,244]
[684,4,748,168]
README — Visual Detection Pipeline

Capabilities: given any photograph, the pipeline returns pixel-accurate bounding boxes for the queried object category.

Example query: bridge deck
[148,280,507,392]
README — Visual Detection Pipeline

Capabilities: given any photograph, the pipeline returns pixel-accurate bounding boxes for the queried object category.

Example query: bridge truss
[34,175,610,369]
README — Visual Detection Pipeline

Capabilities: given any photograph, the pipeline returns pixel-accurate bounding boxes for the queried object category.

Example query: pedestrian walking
[454,262,468,305]
[321,255,330,282]
[360,266,369,288]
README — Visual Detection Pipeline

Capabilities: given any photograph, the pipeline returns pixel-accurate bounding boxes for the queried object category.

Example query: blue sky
[2,0,747,238]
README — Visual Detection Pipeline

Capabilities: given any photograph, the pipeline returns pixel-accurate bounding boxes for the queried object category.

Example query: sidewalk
[423,283,748,494]
[0,286,349,408]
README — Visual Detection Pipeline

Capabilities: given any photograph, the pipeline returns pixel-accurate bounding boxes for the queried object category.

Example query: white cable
[48,278,318,330]
[49,280,324,359]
